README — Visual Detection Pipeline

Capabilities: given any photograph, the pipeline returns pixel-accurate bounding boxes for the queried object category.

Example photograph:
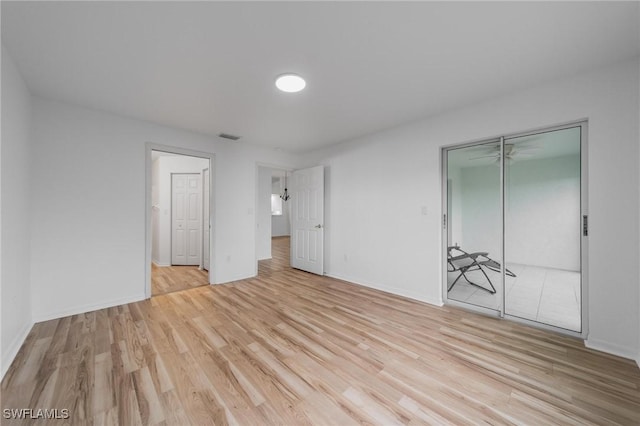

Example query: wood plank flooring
[258,237,291,277]
[3,238,640,424]
[151,264,208,296]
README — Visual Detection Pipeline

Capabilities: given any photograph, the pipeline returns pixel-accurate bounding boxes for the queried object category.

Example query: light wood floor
[3,241,640,425]
[151,264,209,296]
[258,236,291,277]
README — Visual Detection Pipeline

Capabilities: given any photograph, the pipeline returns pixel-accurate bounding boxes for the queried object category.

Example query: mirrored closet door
[443,123,586,335]
[445,140,504,314]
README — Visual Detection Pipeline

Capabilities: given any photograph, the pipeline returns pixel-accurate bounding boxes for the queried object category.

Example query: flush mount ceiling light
[275,73,306,93]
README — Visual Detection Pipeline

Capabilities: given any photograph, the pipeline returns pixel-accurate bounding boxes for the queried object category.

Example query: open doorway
[256,166,292,276]
[147,147,214,296]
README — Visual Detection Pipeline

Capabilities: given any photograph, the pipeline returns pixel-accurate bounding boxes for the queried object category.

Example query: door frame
[145,143,216,298]
[440,120,589,339]
[202,167,210,272]
[254,162,294,276]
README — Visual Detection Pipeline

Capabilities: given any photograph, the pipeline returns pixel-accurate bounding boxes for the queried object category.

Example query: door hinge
[583,215,588,236]
[443,214,447,229]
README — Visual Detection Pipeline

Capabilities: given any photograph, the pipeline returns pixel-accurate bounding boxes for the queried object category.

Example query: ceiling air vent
[218,132,241,141]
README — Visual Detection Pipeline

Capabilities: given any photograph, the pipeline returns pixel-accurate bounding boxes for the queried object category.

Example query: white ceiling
[2,2,638,153]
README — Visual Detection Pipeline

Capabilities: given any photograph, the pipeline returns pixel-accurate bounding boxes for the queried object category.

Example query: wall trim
[585,337,638,361]
[325,273,443,307]
[1,321,34,380]
[32,294,146,323]
[217,273,256,285]
[152,261,171,267]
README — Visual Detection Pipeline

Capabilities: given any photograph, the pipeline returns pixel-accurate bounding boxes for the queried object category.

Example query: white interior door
[290,166,324,275]
[172,173,201,265]
[202,168,210,271]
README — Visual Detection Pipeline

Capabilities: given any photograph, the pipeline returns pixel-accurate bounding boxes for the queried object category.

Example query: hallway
[258,236,290,276]
[151,264,208,296]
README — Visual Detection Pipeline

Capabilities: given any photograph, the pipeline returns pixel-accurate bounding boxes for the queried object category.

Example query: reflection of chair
[447,245,516,294]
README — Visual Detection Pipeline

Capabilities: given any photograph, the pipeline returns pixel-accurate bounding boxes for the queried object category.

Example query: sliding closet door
[503,126,583,332]
[445,141,503,313]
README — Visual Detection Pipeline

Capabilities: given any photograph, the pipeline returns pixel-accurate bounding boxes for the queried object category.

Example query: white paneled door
[291,166,324,275]
[171,173,201,265]
[202,168,210,272]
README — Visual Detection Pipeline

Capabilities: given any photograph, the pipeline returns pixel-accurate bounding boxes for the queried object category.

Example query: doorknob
[314,224,323,229]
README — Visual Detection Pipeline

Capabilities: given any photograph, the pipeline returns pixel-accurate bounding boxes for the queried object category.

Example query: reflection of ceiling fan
[469,143,539,163]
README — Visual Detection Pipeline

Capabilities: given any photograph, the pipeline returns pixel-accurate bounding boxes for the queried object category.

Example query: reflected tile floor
[447,263,581,332]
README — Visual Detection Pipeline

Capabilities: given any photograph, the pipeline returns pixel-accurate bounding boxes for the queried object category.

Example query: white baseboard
[32,293,147,323]
[1,320,34,380]
[152,261,170,267]
[216,272,256,285]
[325,273,443,307]
[585,337,638,361]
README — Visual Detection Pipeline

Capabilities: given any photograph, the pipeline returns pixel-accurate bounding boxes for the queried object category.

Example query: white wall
[256,166,272,260]
[152,154,209,266]
[458,164,502,260]
[308,58,640,359]
[505,155,581,270]
[451,154,581,271]
[29,98,302,321]
[1,46,34,377]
